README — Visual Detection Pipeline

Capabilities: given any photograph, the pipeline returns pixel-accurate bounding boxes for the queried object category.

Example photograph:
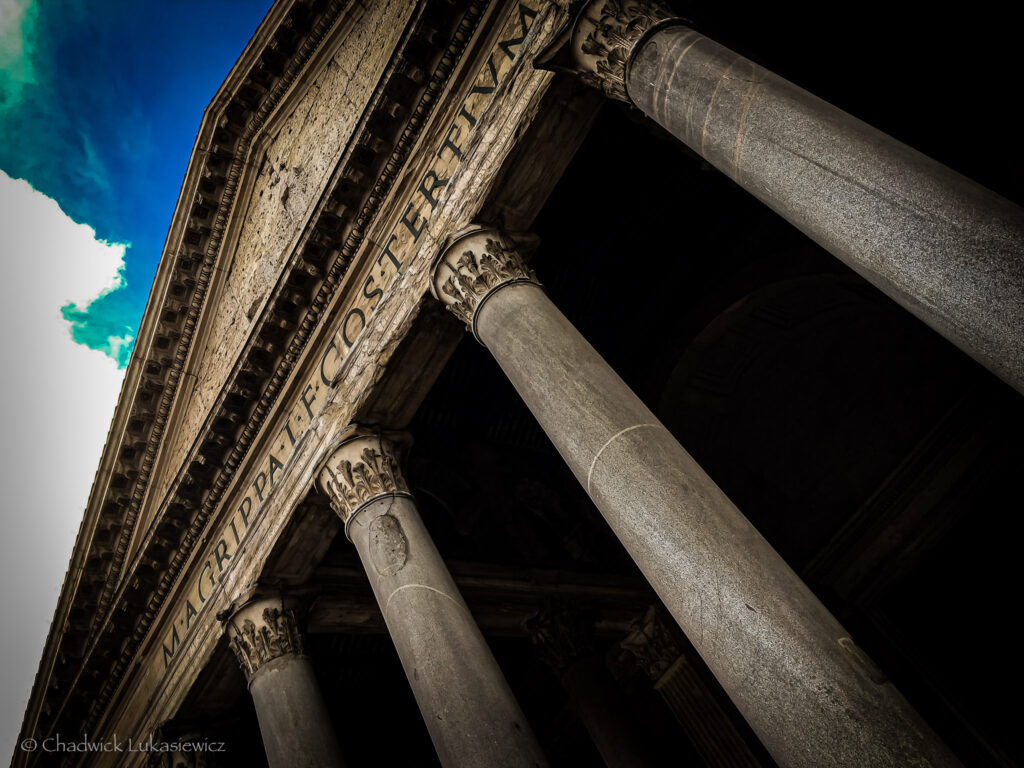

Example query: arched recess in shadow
[657,272,966,569]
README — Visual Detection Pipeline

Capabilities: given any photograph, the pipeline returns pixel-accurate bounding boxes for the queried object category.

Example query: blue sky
[0,0,271,757]
[2,0,272,364]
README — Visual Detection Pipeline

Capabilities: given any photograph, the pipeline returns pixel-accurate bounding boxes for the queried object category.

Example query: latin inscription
[159,0,540,669]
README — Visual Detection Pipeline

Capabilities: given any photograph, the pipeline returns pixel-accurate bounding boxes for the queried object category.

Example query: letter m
[162,626,180,668]
[497,4,538,61]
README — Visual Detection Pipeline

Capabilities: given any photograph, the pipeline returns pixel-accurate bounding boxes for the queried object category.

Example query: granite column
[543,0,1024,393]
[317,427,548,768]
[429,226,961,768]
[224,597,345,768]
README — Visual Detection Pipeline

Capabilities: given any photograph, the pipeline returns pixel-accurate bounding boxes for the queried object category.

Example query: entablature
[19,1,568,763]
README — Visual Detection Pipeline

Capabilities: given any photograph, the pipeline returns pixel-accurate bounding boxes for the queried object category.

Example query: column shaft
[249,656,345,768]
[226,598,344,768]
[347,494,548,768]
[559,657,659,768]
[620,608,762,768]
[319,430,548,768]
[624,24,1024,392]
[527,604,658,768]
[472,279,960,768]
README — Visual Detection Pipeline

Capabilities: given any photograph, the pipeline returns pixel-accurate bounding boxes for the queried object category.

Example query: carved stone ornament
[369,512,409,576]
[317,428,411,534]
[429,225,540,343]
[619,605,683,682]
[525,601,597,677]
[570,0,678,103]
[225,598,304,681]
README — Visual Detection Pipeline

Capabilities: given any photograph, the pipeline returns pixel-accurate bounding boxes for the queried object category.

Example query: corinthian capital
[525,602,597,678]
[619,606,684,682]
[537,0,680,103]
[224,597,304,681]
[317,427,411,532]
[429,225,540,342]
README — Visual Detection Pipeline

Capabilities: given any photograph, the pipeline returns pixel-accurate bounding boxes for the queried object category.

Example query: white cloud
[0,170,128,756]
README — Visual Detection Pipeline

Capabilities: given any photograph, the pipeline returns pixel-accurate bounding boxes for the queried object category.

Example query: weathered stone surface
[319,432,549,767]
[432,229,962,768]
[317,428,411,526]
[345,492,550,768]
[624,22,1024,394]
[618,607,763,768]
[224,598,303,681]
[247,656,346,768]
[527,604,659,768]
[565,0,676,103]
[149,0,414,513]
[83,3,578,756]
[223,597,345,768]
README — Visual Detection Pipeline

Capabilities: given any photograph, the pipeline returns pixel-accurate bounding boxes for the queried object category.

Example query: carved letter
[417,171,448,211]
[319,339,341,386]
[198,561,214,603]
[470,57,498,96]
[437,123,464,161]
[280,420,297,447]
[401,201,425,241]
[213,539,232,573]
[162,626,180,669]
[363,274,383,309]
[376,233,403,272]
[299,383,318,421]
[458,104,477,129]
[342,308,366,347]
[268,453,285,486]
[238,497,252,528]
[252,472,267,503]
[497,4,538,61]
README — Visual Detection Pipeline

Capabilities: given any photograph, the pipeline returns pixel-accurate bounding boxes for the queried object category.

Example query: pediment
[21,0,513,747]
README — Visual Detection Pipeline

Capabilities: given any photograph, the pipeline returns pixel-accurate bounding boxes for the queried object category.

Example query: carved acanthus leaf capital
[430,226,539,342]
[317,429,411,531]
[525,602,597,677]
[620,606,683,681]
[571,0,678,103]
[225,598,304,680]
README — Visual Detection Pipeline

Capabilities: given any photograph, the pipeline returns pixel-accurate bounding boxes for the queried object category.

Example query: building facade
[15,1,1024,766]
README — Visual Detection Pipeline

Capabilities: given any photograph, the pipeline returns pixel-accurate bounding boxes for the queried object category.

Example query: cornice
[16,2,317,758]
[18,0,494,761]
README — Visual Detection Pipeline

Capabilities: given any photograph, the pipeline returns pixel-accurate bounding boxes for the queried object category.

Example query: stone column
[317,427,549,768]
[429,226,962,768]
[618,607,762,768]
[526,603,659,768]
[541,0,1024,394]
[224,597,345,768]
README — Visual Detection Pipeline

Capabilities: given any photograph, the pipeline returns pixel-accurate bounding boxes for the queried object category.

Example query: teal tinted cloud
[0,0,272,368]
[0,0,36,106]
